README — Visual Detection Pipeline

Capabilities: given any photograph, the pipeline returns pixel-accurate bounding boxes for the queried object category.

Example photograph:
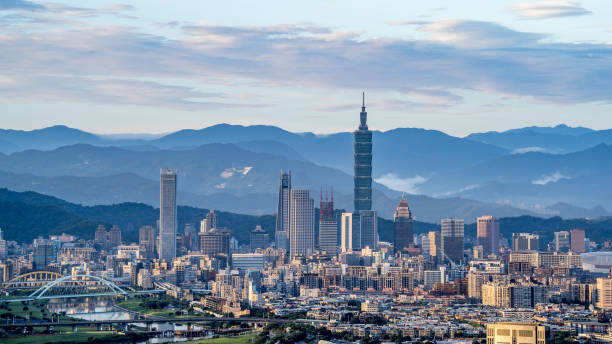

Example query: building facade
[477,216,500,257]
[570,228,586,253]
[159,168,177,262]
[275,171,291,251]
[512,233,539,251]
[441,218,464,264]
[289,189,314,258]
[393,195,413,254]
[486,322,551,344]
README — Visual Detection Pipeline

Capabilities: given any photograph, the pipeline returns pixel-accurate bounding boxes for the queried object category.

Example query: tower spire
[359,91,367,128]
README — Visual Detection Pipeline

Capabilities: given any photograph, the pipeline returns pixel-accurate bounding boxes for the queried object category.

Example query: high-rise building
[512,233,539,251]
[359,210,377,250]
[570,229,586,253]
[205,210,217,230]
[0,228,6,260]
[318,192,338,255]
[94,225,107,249]
[393,194,413,254]
[159,168,177,262]
[275,171,291,251]
[420,233,431,258]
[250,225,269,251]
[289,189,315,258]
[428,231,441,264]
[554,231,570,252]
[33,238,57,270]
[109,225,122,248]
[477,216,500,256]
[354,92,372,214]
[199,227,230,256]
[486,322,551,344]
[340,212,353,252]
[139,225,156,258]
[441,218,464,264]
[596,277,612,310]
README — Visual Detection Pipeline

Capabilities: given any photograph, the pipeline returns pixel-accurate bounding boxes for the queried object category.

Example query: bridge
[0,271,63,290]
[0,316,325,330]
[1,274,164,302]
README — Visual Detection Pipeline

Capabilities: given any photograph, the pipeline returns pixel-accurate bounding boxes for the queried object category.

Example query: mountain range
[1,123,612,221]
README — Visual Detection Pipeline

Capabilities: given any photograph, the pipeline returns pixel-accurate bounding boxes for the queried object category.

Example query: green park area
[186,333,256,344]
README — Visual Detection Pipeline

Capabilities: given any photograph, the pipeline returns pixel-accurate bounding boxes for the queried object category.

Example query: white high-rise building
[340,212,353,252]
[289,189,314,258]
[159,168,177,262]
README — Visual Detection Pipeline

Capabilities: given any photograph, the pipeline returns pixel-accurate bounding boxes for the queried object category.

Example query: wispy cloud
[0,0,44,11]
[532,171,569,185]
[0,10,611,110]
[511,146,551,154]
[375,173,428,194]
[510,1,591,20]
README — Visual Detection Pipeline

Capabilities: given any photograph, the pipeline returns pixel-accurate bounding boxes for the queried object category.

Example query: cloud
[0,0,44,11]
[416,20,546,48]
[532,171,569,185]
[511,146,551,154]
[510,1,591,19]
[0,16,611,110]
[375,173,428,194]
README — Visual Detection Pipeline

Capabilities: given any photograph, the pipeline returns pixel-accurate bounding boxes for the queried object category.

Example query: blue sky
[1,0,611,136]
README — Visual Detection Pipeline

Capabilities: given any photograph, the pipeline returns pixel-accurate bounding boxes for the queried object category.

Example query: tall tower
[275,171,291,251]
[393,194,414,254]
[159,168,177,262]
[441,218,464,264]
[477,215,499,257]
[318,189,338,255]
[354,92,373,213]
[289,189,314,258]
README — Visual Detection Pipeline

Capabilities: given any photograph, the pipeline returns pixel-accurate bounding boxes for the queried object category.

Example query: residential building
[554,231,570,252]
[341,212,353,252]
[250,225,269,251]
[512,233,539,251]
[596,277,612,310]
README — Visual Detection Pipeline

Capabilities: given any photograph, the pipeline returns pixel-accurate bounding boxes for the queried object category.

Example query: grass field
[186,333,257,344]
[2,330,117,344]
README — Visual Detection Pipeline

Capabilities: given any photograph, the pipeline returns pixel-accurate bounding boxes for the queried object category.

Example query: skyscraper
[139,225,156,258]
[554,231,570,252]
[340,212,353,252]
[0,228,6,260]
[570,229,586,253]
[33,238,57,270]
[512,233,539,251]
[428,231,441,264]
[441,218,464,264]
[359,210,378,249]
[205,210,217,230]
[354,92,372,213]
[318,190,338,255]
[289,189,314,258]
[250,225,269,251]
[109,225,122,248]
[275,171,291,251]
[477,215,500,256]
[393,194,413,254]
[159,168,177,262]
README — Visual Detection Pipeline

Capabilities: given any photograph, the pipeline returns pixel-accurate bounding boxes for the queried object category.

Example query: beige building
[486,322,551,344]
[596,277,612,310]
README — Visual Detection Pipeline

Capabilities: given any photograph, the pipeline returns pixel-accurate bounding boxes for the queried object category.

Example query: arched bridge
[1,274,164,302]
[1,271,63,290]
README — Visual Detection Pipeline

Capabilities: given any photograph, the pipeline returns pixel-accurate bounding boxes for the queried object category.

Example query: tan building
[596,277,612,310]
[486,322,551,344]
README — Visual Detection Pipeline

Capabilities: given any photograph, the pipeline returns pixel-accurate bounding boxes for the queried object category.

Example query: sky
[1,0,611,136]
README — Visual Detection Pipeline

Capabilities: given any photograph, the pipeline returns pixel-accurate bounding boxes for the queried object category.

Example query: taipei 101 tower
[354,92,372,212]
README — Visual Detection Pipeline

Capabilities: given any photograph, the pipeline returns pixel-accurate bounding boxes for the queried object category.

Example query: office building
[554,231,570,252]
[596,277,612,310]
[482,283,547,308]
[441,218,464,264]
[354,92,372,214]
[486,322,551,344]
[275,171,291,251]
[109,225,122,248]
[199,227,230,256]
[0,228,6,260]
[570,229,586,253]
[428,231,441,264]
[201,210,217,233]
[393,194,414,254]
[232,253,265,270]
[159,168,177,262]
[94,225,107,249]
[289,189,315,258]
[420,233,431,258]
[33,238,57,270]
[424,267,446,289]
[341,212,353,252]
[477,216,500,256]
[139,225,156,258]
[318,190,338,255]
[359,210,377,250]
[250,225,269,251]
[512,233,539,251]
